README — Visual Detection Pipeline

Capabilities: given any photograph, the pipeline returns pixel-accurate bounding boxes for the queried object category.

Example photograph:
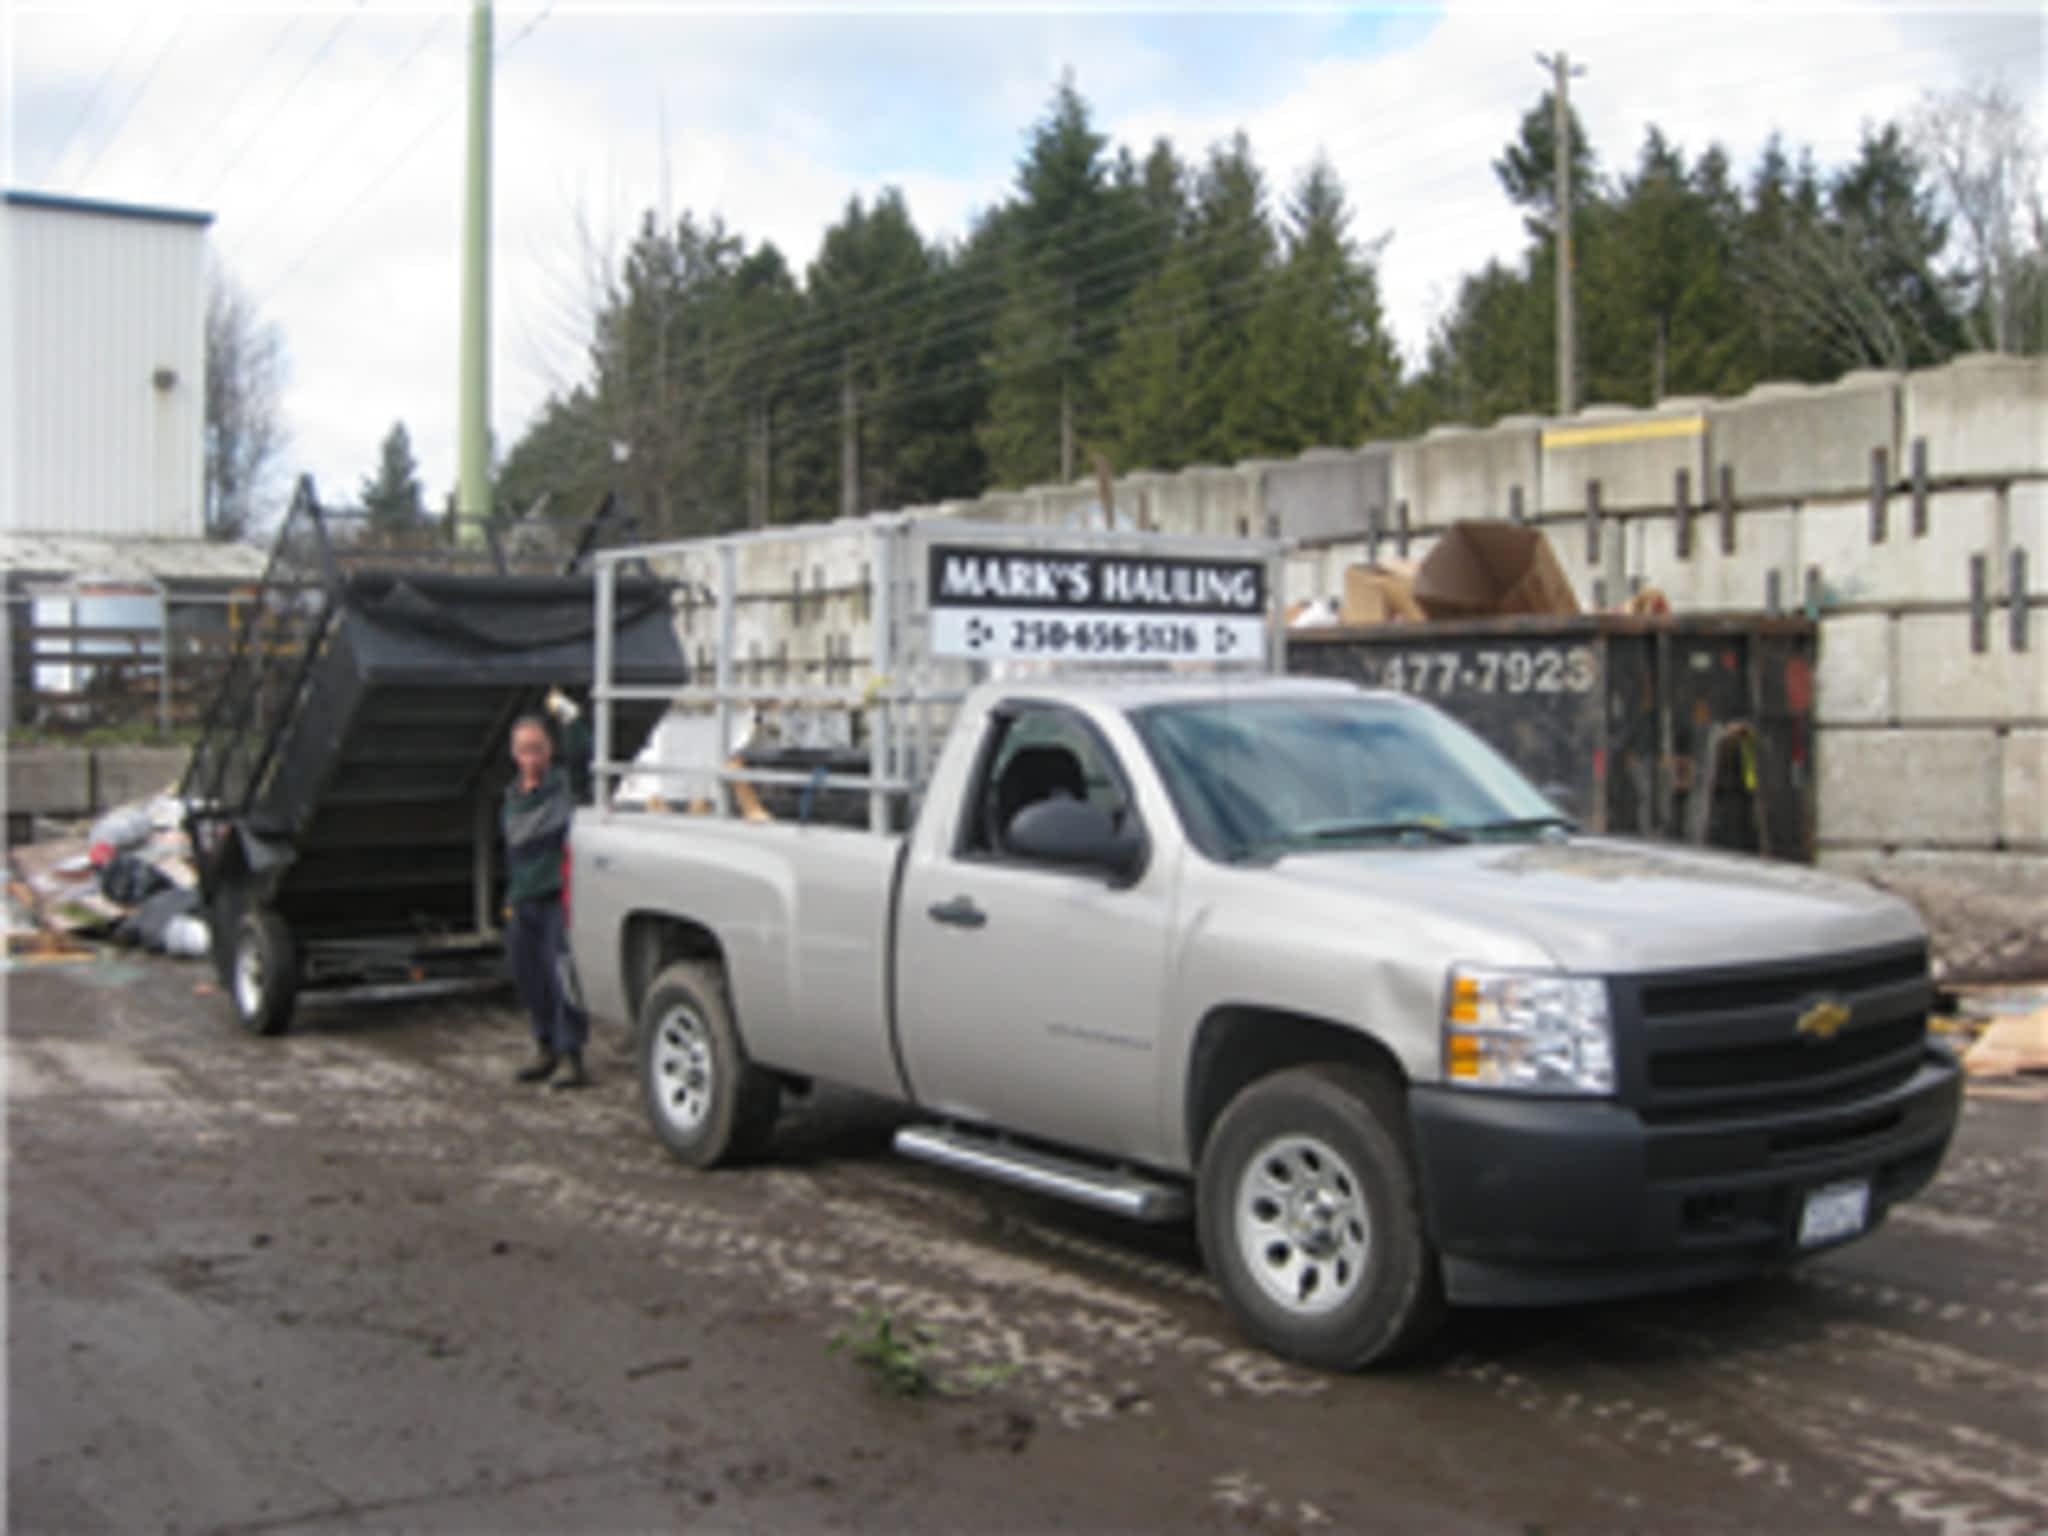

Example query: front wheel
[637,962,780,1168]
[1197,1065,1444,1371]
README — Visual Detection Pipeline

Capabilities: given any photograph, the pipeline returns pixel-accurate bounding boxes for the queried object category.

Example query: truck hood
[1265,836,1924,975]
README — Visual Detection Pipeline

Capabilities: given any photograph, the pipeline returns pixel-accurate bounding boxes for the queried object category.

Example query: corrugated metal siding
[5,203,207,539]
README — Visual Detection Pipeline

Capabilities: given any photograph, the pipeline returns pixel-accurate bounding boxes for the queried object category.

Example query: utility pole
[456,0,493,539]
[1537,50,1585,417]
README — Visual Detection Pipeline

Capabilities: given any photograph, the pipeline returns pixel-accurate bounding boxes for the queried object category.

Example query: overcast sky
[5,1,2043,522]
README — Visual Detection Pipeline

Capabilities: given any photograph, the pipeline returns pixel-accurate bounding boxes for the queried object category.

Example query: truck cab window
[967,709,1132,859]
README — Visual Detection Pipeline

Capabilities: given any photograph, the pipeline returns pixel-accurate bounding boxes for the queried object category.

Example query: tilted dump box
[182,486,685,1033]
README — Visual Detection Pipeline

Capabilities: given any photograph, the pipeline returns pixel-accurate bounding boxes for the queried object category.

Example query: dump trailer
[181,483,685,1035]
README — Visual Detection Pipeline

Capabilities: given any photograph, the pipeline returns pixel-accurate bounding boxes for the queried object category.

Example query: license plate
[1798,1179,1872,1248]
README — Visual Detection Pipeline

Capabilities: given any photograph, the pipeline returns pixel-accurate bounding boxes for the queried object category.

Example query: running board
[892,1125,1189,1223]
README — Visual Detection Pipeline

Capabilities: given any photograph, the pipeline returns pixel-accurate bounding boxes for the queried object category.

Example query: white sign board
[927,544,1269,664]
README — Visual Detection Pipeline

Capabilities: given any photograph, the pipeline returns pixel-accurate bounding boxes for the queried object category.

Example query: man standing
[503,709,588,1089]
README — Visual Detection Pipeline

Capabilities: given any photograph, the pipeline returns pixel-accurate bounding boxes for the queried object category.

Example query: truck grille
[1627,943,1932,1120]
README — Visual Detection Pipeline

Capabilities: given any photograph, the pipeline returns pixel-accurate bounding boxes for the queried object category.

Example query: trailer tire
[638,961,780,1168]
[1197,1065,1444,1372]
[231,909,299,1037]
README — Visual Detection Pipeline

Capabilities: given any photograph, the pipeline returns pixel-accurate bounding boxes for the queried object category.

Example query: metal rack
[588,516,1289,835]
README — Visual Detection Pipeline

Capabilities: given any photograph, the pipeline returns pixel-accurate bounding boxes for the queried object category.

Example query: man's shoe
[551,1052,590,1092]
[515,1049,559,1084]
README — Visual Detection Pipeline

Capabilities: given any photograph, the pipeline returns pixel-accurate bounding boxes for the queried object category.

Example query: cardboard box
[1342,564,1425,625]
[1412,521,1580,620]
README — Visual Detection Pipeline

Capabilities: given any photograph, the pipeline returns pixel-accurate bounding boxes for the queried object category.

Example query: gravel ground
[9,957,2046,1534]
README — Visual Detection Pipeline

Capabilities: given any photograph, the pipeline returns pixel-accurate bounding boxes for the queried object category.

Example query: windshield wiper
[1468,815,1578,837]
[1305,820,1472,845]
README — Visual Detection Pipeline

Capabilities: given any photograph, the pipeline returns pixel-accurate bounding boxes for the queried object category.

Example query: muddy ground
[9,958,2046,1533]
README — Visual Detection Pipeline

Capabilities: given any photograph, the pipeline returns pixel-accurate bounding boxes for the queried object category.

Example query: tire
[231,909,298,1037]
[637,961,780,1168]
[1197,1065,1444,1372]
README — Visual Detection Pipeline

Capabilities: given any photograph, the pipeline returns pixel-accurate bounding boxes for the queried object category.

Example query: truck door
[895,703,1172,1163]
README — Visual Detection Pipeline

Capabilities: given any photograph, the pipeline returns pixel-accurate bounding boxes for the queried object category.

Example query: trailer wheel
[231,909,299,1037]
[638,961,780,1168]
[1197,1065,1444,1371]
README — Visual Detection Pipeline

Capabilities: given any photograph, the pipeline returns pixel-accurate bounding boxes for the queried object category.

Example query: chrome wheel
[651,1003,714,1135]
[235,935,266,1019]
[1235,1133,1372,1317]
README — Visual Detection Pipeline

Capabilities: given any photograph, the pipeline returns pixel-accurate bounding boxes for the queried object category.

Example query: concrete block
[1710,371,1900,501]
[1261,449,1382,544]
[1147,465,1259,538]
[1815,614,1894,725]
[2011,483,2048,597]
[1539,400,1709,514]
[2005,729,2048,845]
[93,747,188,809]
[5,748,92,818]
[1538,519,1601,609]
[1800,489,1998,605]
[1902,353,2048,481]
[1389,419,1541,527]
[1896,613,2048,722]
[1635,507,1799,612]
[1817,847,2048,981]
[1815,727,2000,844]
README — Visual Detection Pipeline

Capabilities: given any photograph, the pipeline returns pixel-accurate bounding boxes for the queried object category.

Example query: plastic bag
[163,915,211,958]
[88,806,152,854]
[100,852,173,907]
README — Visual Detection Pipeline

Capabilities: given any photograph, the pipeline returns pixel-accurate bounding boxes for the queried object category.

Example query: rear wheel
[1197,1065,1444,1371]
[637,962,780,1168]
[231,909,298,1037]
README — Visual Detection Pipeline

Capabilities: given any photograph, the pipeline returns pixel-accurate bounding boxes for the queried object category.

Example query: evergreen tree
[1100,244,1208,470]
[1230,158,1400,452]
[1184,133,1279,462]
[979,77,1121,486]
[360,421,425,537]
[1494,89,1597,235]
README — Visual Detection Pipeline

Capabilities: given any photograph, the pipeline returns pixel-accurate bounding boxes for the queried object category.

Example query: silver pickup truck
[569,674,1961,1370]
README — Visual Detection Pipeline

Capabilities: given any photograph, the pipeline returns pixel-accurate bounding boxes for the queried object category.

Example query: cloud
[8,0,2040,517]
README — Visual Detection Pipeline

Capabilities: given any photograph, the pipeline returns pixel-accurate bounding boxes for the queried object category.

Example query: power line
[218,12,455,262]
[199,4,368,205]
[251,2,555,307]
[71,10,192,191]
[37,14,140,186]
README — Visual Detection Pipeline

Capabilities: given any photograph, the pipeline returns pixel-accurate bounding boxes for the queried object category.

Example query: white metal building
[1,189,212,542]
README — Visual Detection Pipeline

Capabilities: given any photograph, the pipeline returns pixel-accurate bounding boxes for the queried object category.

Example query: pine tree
[360,421,425,538]
[1229,158,1401,455]
[979,77,1120,486]
[1183,133,1279,462]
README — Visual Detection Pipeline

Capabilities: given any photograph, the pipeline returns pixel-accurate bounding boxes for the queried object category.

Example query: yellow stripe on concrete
[1542,415,1706,450]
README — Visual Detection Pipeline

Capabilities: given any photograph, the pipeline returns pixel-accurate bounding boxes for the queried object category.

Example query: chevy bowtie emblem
[1796,998,1851,1041]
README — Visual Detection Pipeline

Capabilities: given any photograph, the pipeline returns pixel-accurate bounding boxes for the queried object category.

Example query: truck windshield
[1132,694,1565,862]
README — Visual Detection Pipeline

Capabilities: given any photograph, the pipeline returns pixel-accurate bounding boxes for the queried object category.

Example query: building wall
[3,195,209,541]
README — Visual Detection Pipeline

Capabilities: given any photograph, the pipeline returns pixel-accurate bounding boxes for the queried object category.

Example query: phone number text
[1371,646,1597,696]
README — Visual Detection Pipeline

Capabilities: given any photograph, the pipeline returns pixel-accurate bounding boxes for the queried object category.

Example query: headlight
[1444,966,1614,1095]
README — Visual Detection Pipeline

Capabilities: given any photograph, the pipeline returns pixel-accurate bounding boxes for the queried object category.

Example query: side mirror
[1006,797,1144,881]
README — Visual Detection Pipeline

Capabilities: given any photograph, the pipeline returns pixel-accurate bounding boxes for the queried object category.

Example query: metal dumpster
[181,481,685,1034]
[1286,615,1818,860]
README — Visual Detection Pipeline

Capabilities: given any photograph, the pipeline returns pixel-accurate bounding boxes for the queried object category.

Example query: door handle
[927,896,987,930]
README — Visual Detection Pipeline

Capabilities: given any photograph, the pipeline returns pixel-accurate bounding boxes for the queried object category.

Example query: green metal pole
[456,0,493,542]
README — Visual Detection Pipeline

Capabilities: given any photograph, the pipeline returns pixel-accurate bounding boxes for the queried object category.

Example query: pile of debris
[1935,985,2048,1082]
[6,793,209,963]
[1287,520,1669,628]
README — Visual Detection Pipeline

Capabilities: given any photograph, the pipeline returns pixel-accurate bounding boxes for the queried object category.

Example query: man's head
[511,715,553,787]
